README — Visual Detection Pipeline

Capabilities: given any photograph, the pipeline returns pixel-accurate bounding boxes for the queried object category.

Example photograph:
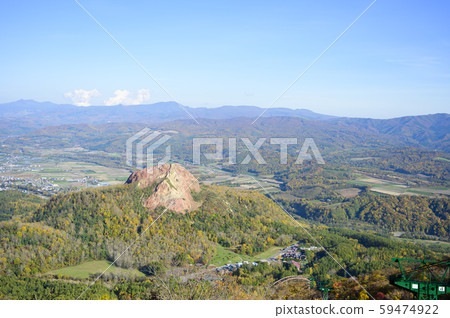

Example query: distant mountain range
[0,99,448,151]
[0,99,335,127]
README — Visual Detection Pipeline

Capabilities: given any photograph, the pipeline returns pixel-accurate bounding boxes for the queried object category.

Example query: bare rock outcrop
[125,163,200,214]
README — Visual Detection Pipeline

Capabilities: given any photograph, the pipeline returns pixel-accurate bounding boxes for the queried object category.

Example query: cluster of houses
[282,249,303,260]
[0,154,41,172]
[0,153,105,195]
[298,245,321,251]
[277,243,319,272]
[280,244,321,259]
[215,243,322,273]
[0,175,62,194]
[0,169,104,196]
[215,261,259,272]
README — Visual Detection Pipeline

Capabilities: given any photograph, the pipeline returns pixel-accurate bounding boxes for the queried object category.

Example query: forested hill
[2,182,305,275]
[282,193,450,239]
[331,113,450,152]
[0,191,45,221]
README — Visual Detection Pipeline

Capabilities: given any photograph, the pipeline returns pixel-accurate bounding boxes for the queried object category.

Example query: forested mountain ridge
[332,113,450,152]
[1,99,448,151]
[5,115,449,155]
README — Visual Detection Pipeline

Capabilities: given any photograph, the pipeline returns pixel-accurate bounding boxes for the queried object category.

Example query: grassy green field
[48,260,145,279]
[210,244,286,267]
[252,246,284,260]
[211,245,252,266]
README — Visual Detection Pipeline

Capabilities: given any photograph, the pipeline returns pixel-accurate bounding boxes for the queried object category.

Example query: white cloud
[104,89,151,106]
[104,89,130,106]
[136,88,151,104]
[64,89,100,106]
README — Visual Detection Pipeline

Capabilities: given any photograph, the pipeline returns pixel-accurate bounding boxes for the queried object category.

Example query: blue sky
[0,0,449,118]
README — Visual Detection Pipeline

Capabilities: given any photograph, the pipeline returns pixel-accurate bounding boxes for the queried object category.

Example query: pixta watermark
[126,129,325,169]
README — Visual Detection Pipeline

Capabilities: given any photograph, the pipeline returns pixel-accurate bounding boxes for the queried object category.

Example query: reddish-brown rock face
[125,163,200,214]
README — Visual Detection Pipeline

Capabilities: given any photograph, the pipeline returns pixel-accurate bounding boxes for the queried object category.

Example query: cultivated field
[351,174,449,197]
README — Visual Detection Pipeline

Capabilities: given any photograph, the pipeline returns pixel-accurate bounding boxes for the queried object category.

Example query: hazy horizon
[2,98,449,120]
